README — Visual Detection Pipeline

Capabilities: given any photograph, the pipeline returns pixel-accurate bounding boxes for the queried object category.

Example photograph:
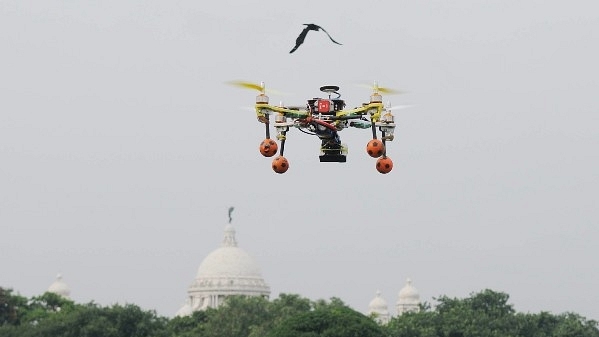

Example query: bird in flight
[289,23,342,53]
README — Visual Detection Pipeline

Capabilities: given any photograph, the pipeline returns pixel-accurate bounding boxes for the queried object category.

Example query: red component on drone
[317,99,331,113]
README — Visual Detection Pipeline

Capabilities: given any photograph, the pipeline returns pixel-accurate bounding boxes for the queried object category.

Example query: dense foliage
[387,289,599,337]
[1,287,598,337]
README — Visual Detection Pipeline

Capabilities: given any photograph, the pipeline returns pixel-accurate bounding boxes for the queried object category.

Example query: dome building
[368,278,422,320]
[47,273,71,299]
[177,215,270,316]
[396,278,421,315]
[175,298,193,317]
[368,290,390,324]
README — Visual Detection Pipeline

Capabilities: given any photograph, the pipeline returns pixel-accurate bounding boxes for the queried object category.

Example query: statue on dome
[228,206,235,224]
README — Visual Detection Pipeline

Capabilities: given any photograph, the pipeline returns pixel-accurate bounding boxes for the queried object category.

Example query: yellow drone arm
[255,103,310,119]
[336,102,384,122]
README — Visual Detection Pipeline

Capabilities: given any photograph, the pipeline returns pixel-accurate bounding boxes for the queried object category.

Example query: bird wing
[318,26,342,45]
[290,26,311,53]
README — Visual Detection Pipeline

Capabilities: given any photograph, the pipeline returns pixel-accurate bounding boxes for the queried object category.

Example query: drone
[231,81,406,174]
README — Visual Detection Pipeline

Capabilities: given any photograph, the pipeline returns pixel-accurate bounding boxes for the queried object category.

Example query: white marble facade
[177,224,270,316]
[368,278,422,322]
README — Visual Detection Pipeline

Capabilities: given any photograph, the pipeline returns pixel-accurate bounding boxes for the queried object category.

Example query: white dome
[368,290,390,324]
[187,224,270,310]
[398,278,420,303]
[196,225,263,279]
[368,291,389,312]
[397,278,420,315]
[48,273,71,299]
[196,247,263,279]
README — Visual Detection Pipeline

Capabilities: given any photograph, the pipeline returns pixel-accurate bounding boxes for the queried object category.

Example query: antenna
[320,85,341,99]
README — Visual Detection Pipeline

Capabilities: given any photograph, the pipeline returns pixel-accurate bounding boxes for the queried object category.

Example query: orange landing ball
[259,138,278,157]
[366,139,385,158]
[376,156,393,174]
[272,156,289,174]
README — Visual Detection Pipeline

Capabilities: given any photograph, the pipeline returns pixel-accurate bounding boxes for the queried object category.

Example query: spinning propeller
[384,101,415,111]
[228,80,266,93]
[359,81,405,95]
[227,80,288,96]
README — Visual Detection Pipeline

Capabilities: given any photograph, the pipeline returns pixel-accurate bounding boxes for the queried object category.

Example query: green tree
[3,288,599,337]
[21,292,76,325]
[516,310,560,337]
[552,313,599,337]
[248,293,312,337]
[269,293,312,319]
[0,287,28,325]
[517,311,599,337]
[266,298,385,337]
[386,289,599,337]
[433,289,519,337]
[203,295,270,337]
[102,303,168,337]
[2,301,168,337]
[167,310,214,337]
[386,309,437,337]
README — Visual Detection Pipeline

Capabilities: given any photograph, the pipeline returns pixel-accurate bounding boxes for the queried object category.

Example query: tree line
[1,287,598,337]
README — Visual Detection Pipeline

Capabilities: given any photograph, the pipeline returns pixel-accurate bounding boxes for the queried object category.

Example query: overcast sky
[1,0,598,320]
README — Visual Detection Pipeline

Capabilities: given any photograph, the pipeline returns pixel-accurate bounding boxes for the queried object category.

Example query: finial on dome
[222,224,238,247]
[48,272,71,299]
[228,206,234,224]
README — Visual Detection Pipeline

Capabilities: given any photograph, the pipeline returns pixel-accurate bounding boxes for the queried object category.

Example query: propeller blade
[228,80,265,92]
[227,80,289,96]
[378,86,404,95]
[386,103,415,111]
[358,81,406,95]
